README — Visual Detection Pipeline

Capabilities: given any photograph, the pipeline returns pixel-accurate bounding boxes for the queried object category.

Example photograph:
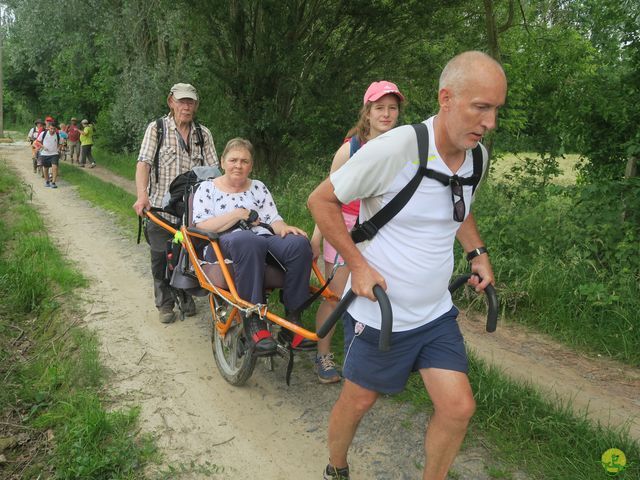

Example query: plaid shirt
[138,115,219,224]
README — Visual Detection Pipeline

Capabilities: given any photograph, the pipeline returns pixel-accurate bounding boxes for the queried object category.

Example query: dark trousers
[144,220,175,310]
[213,230,313,312]
[80,144,94,165]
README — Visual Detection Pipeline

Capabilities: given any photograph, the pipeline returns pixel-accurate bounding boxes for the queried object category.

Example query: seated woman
[192,137,313,355]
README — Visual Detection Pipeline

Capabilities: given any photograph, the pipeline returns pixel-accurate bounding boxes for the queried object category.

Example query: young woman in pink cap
[311,80,405,384]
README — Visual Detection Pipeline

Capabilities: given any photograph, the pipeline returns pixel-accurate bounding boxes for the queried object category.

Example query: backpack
[350,122,485,244]
[153,117,205,184]
[158,165,222,222]
[38,129,60,146]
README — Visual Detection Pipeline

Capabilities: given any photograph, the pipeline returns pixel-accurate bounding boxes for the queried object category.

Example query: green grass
[92,147,137,181]
[396,352,640,480]
[60,162,138,235]
[491,152,581,185]
[0,160,156,478]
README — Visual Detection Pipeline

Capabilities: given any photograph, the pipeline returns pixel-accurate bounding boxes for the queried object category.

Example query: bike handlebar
[317,285,393,351]
[448,274,498,332]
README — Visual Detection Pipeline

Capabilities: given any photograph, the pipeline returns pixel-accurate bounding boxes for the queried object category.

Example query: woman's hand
[271,220,308,238]
[279,225,307,238]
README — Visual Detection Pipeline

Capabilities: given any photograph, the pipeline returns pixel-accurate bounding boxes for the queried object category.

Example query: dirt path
[2,141,638,479]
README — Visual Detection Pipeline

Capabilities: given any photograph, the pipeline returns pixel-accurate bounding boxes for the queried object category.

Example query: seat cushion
[201,261,285,291]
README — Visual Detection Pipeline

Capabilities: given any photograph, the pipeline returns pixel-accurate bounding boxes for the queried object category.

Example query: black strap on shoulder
[351,123,429,244]
[350,123,486,244]
[153,118,164,184]
[471,145,483,194]
[194,122,205,163]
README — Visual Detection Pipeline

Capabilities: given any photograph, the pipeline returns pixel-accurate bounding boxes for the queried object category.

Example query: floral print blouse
[192,178,282,235]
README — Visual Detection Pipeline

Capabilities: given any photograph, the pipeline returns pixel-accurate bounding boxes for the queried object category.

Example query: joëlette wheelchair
[143,184,498,387]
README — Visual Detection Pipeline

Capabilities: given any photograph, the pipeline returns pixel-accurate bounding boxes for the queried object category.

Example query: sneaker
[159,308,175,324]
[89,162,96,168]
[244,314,276,356]
[316,354,341,384]
[324,464,350,480]
[184,296,197,317]
[50,183,58,189]
[45,181,51,187]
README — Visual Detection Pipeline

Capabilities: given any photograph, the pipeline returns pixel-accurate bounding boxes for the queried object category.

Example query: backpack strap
[153,118,164,184]
[471,145,483,194]
[194,122,205,164]
[351,123,429,244]
[349,136,362,157]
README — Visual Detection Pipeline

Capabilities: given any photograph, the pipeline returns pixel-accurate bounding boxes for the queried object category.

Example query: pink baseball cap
[363,81,405,104]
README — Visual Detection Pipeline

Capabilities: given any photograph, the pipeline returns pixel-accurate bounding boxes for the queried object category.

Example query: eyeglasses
[450,178,466,222]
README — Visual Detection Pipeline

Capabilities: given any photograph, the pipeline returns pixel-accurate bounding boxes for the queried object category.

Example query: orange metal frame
[145,210,340,342]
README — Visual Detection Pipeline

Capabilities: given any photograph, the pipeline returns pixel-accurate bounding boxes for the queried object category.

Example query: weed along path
[1,141,639,478]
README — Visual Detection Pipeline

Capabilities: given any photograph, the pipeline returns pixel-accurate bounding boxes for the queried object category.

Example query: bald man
[308,51,507,480]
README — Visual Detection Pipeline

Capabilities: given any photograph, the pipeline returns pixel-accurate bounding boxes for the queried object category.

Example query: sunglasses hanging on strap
[350,123,484,244]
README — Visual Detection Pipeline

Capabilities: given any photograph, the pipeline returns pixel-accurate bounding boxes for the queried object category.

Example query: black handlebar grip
[317,286,393,351]
[317,289,356,339]
[374,285,393,352]
[483,284,498,333]
[448,274,499,333]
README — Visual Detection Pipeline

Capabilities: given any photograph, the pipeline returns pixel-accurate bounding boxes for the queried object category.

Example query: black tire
[210,296,257,386]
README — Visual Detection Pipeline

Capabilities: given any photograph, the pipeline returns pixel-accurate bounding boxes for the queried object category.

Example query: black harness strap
[351,123,429,244]
[153,118,164,184]
[350,123,484,244]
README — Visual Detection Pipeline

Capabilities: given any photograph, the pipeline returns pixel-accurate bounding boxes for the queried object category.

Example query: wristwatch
[466,246,488,262]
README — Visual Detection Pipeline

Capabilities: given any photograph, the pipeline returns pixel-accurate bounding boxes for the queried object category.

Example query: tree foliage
[2,0,639,177]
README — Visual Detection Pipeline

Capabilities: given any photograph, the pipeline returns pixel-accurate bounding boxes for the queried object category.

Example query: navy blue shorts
[342,306,468,394]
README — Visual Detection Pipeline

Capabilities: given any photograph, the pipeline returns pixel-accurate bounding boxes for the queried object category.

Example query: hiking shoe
[184,296,197,317]
[324,464,350,479]
[89,162,96,168]
[316,354,341,384]
[278,311,316,350]
[245,314,276,356]
[50,183,58,189]
[45,181,51,187]
[159,308,175,324]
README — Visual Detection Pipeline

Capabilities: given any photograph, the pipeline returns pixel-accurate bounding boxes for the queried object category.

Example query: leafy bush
[475,174,640,363]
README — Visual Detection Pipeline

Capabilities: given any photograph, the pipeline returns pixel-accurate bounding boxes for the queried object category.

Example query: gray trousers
[68,140,80,163]
[144,220,175,310]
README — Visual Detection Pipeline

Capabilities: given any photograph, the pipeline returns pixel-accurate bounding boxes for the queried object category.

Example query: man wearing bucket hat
[133,83,219,324]
[309,51,507,479]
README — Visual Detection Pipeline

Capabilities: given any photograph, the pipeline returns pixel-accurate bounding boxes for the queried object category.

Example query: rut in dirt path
[81,150,640,442]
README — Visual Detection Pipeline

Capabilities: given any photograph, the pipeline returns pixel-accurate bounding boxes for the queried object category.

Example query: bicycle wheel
[210,295,257,386]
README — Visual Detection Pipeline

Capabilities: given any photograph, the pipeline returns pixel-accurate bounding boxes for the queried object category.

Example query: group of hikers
[130,50,506,480]
[27,116,96,188]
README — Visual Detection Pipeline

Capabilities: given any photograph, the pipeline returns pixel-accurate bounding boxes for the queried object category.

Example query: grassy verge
[0,161,156,478]
[92,147,137,181]
[60,163,138,236]
[398,354,639,479]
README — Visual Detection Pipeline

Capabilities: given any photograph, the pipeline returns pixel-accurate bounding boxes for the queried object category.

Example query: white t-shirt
[37,130,60,156]
[330,116,488,331]
[192,178,283,235]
